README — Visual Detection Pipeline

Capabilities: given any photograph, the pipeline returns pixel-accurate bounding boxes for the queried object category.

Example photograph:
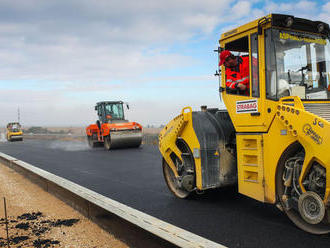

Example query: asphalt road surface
[0,139,329,248]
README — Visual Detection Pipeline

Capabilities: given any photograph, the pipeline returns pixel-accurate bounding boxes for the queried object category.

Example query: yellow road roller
[6,122,23,142]
[159,14,330,234]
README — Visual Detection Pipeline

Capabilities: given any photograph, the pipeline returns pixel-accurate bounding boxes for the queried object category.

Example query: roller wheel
[276,144,330,234]
[104,135,111,150]
[163,159,190,199]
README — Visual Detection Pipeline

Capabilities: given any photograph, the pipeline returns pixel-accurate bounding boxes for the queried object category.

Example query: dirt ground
[0,163,128,248]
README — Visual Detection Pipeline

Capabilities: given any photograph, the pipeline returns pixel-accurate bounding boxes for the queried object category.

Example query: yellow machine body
[6,122,23,142]
[159,14,330,233]
[159,107,203,188]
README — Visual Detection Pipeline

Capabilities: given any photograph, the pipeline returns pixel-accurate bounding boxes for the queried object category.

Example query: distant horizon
[1,124,164,128]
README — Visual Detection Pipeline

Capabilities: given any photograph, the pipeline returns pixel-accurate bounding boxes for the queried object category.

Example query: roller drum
[110,130,142,148]
[9,135,23,141]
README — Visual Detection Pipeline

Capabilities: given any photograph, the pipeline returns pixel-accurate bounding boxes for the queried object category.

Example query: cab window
[265,28,330,100]
[224,36,250,96]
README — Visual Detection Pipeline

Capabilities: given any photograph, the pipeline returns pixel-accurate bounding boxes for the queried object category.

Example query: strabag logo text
[236,99,258,114]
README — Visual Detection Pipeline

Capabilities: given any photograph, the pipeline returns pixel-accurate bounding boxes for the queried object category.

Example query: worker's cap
[219,50,232,66]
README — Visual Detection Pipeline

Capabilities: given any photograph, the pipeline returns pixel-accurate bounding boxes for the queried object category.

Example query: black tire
[163,159,190,199]
[276,143,330,234]
[104,135,111,150]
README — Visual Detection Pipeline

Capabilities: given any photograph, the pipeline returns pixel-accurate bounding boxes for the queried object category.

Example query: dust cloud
[0,132,6,142]
[48,140,90,151]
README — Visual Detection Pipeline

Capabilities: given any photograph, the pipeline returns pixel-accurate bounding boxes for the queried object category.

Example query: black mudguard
[192,109,237,189]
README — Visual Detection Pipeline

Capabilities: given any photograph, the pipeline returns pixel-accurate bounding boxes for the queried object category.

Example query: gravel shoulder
[0,162,128,248]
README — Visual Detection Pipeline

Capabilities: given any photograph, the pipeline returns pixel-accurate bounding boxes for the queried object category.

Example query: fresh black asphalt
[0,139,329,248]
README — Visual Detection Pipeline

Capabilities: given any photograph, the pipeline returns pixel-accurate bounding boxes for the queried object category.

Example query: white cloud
[319,2,330,23]
[264,1,319,18]
[232,1,252,18]
[325,1,330,12]
[0,0,234,83]
[0,0,329,126]
[296,0,318,13]
[4,0,326,86]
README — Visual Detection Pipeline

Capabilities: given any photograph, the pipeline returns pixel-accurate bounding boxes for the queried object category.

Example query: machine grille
[304,103,330,122]
[192,112,221,189]
[200,133,220,188]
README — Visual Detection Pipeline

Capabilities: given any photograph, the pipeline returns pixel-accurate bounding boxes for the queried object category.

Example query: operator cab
[7,122,21,132]
[95,101,128,123]
[219,14,330,132]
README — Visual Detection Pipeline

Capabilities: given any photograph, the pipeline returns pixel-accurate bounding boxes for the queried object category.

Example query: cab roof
[220,13,330,42]
[96,101,124,105]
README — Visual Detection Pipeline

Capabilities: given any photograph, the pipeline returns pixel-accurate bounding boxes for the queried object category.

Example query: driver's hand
[237,83,247,91]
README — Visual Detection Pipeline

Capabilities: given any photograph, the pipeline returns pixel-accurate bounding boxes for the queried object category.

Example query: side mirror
[94,106,97,111]
[126,104,129,110]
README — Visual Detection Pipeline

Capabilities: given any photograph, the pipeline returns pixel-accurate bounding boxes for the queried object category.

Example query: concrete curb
[0,152,226,248]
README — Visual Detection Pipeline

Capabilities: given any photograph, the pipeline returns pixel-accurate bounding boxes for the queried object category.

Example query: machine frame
[6,122,23,142]
[159,14,330,233]
[86,101,142,149]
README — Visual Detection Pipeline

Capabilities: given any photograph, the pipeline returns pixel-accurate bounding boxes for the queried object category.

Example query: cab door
[221,31,267,133]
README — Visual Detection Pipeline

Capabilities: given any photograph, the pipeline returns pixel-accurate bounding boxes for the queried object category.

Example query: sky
[0,0,329,127]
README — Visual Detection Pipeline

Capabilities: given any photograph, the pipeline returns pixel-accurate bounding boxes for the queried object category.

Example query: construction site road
[0,139,329,248]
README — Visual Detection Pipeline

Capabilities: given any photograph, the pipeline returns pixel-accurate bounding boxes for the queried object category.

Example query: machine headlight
[285,17,294,27]
[317,23,325,33]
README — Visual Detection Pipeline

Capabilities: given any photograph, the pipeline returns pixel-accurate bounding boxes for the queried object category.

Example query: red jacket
[225,56,249,92]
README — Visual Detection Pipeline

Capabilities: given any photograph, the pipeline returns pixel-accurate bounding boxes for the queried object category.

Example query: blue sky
[0,0,329,126]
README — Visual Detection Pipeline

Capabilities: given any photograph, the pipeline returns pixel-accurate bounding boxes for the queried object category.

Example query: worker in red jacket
[219,50,250,95]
